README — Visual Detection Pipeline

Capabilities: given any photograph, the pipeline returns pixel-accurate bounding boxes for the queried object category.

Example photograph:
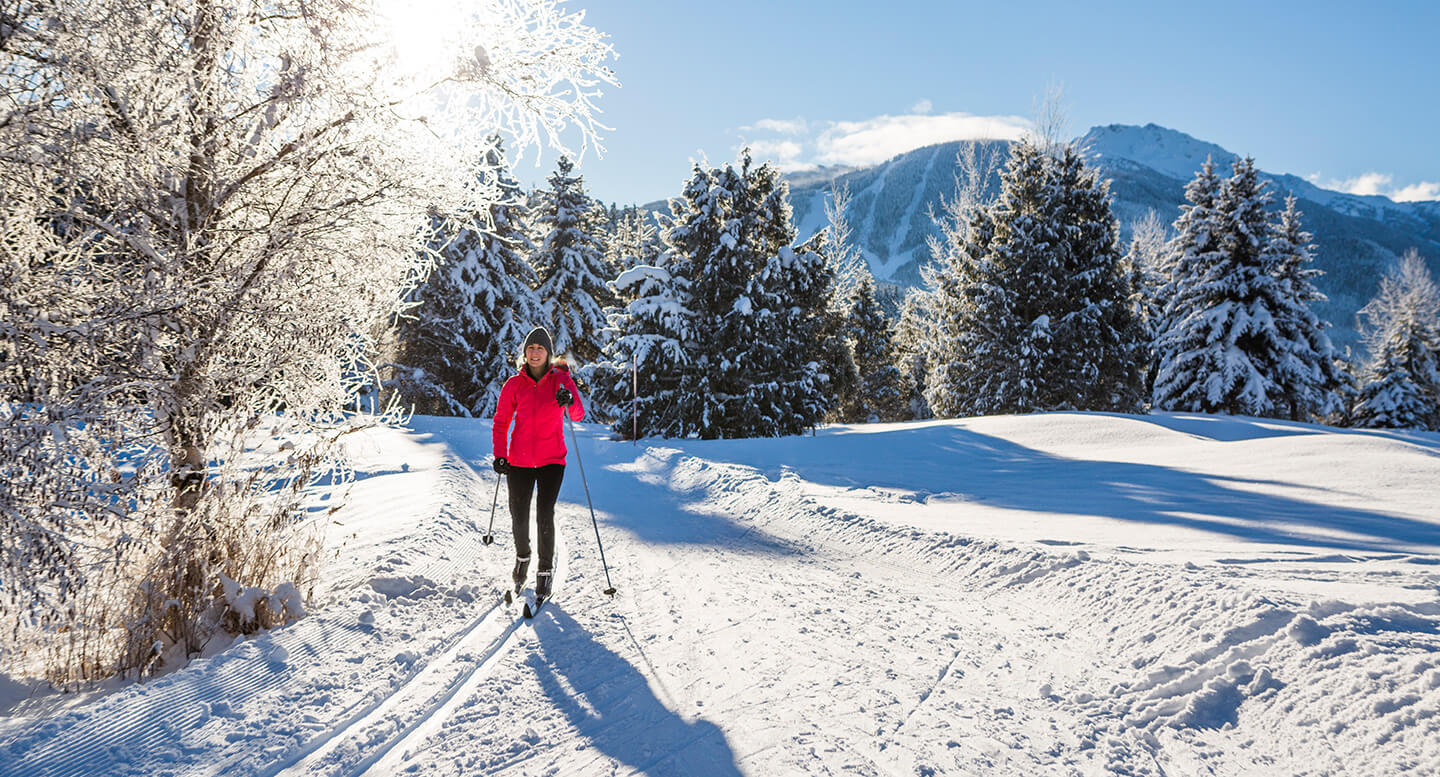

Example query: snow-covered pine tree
[690,155,777,437]
[805,186,904,424]
[1352,251,1440,430]
[606,207,661,275]
[591,163,720,438]
[842,271,908,422]
[923,137,1142,416]
[921,160,998,418]
[1044,144,1145,411]
[747,161,834,436]
[1152,157,1297,416]
[910,140,1004,419]
[1125,210,1171,398]
[613,154,836,439]
[1266,195,1348,421]
[391,138,545,417]
[799,230,862,426]
[893,286,937,419]
[1149,159,1224,354]
[591,252,697,438]
[533,156,616,364]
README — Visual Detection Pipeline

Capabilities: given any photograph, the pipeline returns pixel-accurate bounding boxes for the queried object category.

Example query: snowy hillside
[4,412,1439,776]
[1079,123,1238,182]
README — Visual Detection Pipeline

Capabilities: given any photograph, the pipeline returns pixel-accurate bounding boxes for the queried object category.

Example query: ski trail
[856,158,896,276]
[267,599,521,777]
[349,526,571,776]
[886,144,941,271]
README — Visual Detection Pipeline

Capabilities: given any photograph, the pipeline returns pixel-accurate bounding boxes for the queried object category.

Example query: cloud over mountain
[738,109,1029,171]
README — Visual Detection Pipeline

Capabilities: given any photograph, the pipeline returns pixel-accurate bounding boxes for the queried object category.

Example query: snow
[613,263,671,291]
[3,412,1439,775]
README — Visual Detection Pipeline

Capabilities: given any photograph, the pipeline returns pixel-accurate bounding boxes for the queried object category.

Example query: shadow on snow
[407,415,799,557]
[406,413,1440,556]
[528,605,746,777]
[679,417,1440,555]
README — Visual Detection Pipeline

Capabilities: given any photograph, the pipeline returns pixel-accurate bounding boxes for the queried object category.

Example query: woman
[492,326,584,602]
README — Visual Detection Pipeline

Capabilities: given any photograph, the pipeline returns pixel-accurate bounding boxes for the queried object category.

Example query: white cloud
[738,108,1030,173]
[910,98,933,115]
[1328,172,1393,197]
[1391,181,1440,202]
[746,139,811,172]
[812,112,1029,168]
[742,117,808,135]
[1311,171,1440,203]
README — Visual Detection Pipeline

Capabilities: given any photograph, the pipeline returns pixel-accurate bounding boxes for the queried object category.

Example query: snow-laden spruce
[798,229,861,424]
[893,287,938,419]
[1152,157,1345,420]
[834,265,906,423]
[592,154,833,439]
[1352,250,1440,430]
[923,137,1144,417]
[591,260,698,438]
[0,0,614,685]
[532,156,616,364]
[604,207,662,277]
[1267,195,1350,421]
[391,139,546,418]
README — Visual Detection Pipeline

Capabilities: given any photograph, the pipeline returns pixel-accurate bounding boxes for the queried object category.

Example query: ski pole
[566,414,617,597]
[482,467,502,546]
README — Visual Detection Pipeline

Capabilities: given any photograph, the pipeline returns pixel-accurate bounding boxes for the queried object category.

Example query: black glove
[555,387,573,407]
[493,457,510,475]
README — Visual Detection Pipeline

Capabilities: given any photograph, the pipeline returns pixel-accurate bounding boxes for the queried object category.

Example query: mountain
[643,124,1440,349]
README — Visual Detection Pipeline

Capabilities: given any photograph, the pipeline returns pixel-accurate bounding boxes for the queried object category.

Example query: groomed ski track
[2,413,1439,776]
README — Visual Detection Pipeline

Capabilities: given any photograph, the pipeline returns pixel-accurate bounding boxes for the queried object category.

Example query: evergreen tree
[1153,157,1298,416]
[1150,159,1225,355]
[590,163,717,438]
[924,138,1142,416]
[842,271,907,422]
[799,230,862,426]
[921,172,995,418]
[393,139,544,416]
[591,255,697,438]
[687,154,828,437]
[606,207,661,275]
[1353,251,1440,430]
[599,154,836,439]
[1123,209,1170,396]
[1046,144,1146,411]
[1266,195,1348,421]
[893,287,936,420]
[747,164,834,435]
[532,155,615,363]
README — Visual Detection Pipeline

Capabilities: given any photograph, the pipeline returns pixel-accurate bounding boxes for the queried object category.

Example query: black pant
[508,464,565,573]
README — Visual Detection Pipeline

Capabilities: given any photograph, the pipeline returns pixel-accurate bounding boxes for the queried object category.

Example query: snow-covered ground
[3,412,1439,776]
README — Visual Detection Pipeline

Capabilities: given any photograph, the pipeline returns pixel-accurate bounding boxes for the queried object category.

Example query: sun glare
[373,0,470,83]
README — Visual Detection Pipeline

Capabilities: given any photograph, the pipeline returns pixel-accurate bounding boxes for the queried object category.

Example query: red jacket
[493,364,585,467]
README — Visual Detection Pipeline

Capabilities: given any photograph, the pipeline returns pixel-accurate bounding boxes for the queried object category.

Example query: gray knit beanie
[522,326,553,356]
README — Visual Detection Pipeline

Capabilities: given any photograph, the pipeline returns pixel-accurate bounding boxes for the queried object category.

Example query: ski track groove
[264,597,518,777]
[344,521,570,777]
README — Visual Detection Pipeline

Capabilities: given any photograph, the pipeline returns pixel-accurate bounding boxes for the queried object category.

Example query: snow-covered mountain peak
[1078,123,1240,182]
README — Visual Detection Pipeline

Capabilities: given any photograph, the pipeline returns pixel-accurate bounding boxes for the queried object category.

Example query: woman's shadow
[527,604,745,777]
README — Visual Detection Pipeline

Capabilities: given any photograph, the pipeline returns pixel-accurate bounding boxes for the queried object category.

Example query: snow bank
[2,412,1436,776]
[0,424,505,777]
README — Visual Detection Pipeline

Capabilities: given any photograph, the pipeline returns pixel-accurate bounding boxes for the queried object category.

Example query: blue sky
[529,0,1440,207]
